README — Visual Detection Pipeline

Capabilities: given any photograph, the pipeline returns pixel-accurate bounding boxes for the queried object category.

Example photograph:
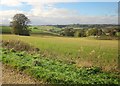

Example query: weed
[1,48,119,84]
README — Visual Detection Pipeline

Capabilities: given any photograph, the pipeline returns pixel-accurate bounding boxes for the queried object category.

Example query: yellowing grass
[2,34,118,71]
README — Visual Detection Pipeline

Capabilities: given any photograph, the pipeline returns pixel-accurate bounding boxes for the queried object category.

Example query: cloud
[0,0,22,6]
[0,0,79,7]
[28,12,118,25]
[0,10,27,25]
[0,0,119,8]
[0,9,117,25]
[0,0,118,25]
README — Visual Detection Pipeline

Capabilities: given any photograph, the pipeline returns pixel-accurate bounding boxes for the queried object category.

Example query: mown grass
[2,34,118,71]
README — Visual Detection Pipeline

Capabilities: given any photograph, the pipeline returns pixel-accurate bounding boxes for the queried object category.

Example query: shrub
[2,40,40,53]
[62,28,75,37]
[33,27,38,29]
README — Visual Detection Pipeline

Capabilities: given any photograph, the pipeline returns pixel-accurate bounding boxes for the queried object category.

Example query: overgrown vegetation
[2,40,40,53]
[2,36,118,72]
[1,48,119,84]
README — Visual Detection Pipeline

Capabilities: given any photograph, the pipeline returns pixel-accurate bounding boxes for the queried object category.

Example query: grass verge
[1,48,119,84]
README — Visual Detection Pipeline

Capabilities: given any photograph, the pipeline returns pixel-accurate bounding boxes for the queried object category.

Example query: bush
[2,40,40,53]
[74,31,81,37]
[33,27,38,29]
[62,28,75,37]
[74,29,86,37]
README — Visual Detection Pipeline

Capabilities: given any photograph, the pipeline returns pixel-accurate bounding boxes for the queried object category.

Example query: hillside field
[2,34,118,71]
[0,26,61,36]
[1,34,119,84]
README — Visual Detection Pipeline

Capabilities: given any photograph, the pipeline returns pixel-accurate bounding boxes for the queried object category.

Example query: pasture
[0,26,11,34]
[1,2,119,84]
[2,34,118,71]
[0,26,61,36]
[1,34,119,84]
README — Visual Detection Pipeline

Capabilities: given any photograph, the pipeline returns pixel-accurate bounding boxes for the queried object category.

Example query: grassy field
[0,26,61,36]
[1,34,119,84]
[0,26,11,34]
[2,34,118,71]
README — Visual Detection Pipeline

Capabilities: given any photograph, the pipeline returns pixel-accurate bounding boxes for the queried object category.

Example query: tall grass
[2,48,119,84]
[2,34,118,71]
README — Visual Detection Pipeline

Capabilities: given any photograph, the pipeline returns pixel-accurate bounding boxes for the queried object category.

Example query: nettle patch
[1,48,119,84]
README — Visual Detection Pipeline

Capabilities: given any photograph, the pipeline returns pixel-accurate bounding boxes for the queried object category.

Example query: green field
[0,26,61,36]
[0,26,12,34]
[2,34,118,71]
[1,34,119,84]
[1,2,119,84]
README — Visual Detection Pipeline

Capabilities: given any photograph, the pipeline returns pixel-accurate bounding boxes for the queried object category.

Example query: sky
[0,0,119,25]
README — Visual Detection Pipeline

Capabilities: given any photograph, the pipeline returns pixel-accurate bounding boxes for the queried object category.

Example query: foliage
[116,32,120,37]
[74,29,87,37]
[61,28,75,36]
[2,35,118,71]
[33,27,38,29]
[10,14,30,36]
[86,28,97,36]
[59,26,119,39]
[1,24,119,40]
[1,48,119,84]
[2,40,40,53]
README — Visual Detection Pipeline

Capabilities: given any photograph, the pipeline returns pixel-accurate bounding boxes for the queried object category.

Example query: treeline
[58,26,120,39]
[1,23,120,40]
[49,24,118,29]
[28,24,120,40]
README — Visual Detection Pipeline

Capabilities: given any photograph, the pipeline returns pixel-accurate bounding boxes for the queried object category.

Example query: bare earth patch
[2,64,43,84]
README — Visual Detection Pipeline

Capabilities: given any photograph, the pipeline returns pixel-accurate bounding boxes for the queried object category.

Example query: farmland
[1,48,119,84]
[0,26,61,36]
[0,26,12,34]
[2,34,118,71]
[1,34,119,84]
[1,1,119,85]
[1,25,119,84]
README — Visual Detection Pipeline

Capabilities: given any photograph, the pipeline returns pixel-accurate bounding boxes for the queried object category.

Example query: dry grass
[1,34,118,72]
[2,64,43,84]
[2,40,40,54]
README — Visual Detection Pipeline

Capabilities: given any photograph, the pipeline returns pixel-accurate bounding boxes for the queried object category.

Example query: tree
[97,29,103,36]
[86,28,98,36]
[74,30,81,37]
[74,29,86,37]
[10,14,30,36]
[33,27,38,29]
[63,28,75,36]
